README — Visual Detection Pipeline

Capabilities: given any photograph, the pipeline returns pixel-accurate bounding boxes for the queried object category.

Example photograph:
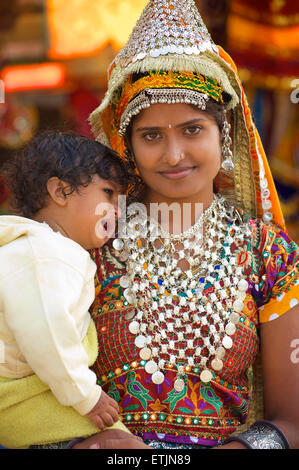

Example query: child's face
[66,174,122,250]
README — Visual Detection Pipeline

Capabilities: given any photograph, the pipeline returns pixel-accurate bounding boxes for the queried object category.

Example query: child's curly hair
[3,131,128,218]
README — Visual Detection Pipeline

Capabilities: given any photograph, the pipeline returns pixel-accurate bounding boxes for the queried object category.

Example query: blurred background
[0,0,298,241]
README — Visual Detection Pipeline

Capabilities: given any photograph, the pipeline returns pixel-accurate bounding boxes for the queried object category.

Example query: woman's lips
[159,167,196,180]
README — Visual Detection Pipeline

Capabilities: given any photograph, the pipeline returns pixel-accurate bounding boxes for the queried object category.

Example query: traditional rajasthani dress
[90,212,299,448]
[88,0,299,448]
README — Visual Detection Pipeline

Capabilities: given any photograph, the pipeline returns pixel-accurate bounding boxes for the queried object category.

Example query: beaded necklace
[113,195,250,391]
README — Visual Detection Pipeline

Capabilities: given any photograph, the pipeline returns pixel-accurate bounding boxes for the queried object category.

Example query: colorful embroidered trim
[114,70,225,128]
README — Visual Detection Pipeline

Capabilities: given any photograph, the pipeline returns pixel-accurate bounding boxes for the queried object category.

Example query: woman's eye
[143,132,160,141]
[184,126,201,135]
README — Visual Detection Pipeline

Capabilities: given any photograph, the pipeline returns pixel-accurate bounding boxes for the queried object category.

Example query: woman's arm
[217,303,299,449]
[259,303,299,448]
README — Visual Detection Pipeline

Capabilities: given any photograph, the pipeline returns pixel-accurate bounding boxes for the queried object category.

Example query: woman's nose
[163,139,184,166]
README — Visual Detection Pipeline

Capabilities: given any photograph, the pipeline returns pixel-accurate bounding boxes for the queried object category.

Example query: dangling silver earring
[221,112,234,171]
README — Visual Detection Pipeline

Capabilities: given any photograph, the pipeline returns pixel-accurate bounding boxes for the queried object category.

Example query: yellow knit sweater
[0,321,129,449]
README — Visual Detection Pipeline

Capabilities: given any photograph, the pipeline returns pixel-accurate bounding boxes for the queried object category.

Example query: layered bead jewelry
[113,195,250,391]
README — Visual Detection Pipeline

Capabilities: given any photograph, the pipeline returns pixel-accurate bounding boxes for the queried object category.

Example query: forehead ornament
[119,88,209,137]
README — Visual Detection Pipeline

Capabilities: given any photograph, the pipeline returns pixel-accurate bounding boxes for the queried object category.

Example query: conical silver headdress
[89,0,285,226]
[90,0,239,146]
[114,0,218,68]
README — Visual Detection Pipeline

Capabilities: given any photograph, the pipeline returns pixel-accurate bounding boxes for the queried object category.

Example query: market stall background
[0,0,298,241]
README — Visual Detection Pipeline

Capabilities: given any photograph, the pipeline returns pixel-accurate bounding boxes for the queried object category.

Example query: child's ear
[46,177,69,207]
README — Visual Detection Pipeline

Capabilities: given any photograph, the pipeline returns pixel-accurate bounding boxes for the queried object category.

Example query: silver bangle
[224,420,291,449]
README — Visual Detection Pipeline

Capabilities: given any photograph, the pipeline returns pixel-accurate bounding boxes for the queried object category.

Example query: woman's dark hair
[3,131,128,218]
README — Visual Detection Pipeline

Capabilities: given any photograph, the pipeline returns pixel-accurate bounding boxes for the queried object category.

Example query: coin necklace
[113,195,250,391]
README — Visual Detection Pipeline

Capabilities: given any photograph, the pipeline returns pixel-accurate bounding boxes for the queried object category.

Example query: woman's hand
[71,429,151,449]
[89,438,150,449]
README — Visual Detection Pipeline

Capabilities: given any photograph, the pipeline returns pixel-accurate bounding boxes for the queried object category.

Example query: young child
[0,132,128,447]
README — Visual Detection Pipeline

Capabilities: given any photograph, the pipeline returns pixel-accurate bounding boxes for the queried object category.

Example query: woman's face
[130,103,222,203]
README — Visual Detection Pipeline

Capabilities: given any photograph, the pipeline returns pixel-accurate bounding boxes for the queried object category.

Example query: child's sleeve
[257,222,299,323]
[1,257,101,415]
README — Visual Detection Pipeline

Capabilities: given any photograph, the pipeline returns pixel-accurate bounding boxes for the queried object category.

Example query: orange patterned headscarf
[217,46,285,230]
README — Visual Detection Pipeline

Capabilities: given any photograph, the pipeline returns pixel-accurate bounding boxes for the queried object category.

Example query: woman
[75,0,299,449]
